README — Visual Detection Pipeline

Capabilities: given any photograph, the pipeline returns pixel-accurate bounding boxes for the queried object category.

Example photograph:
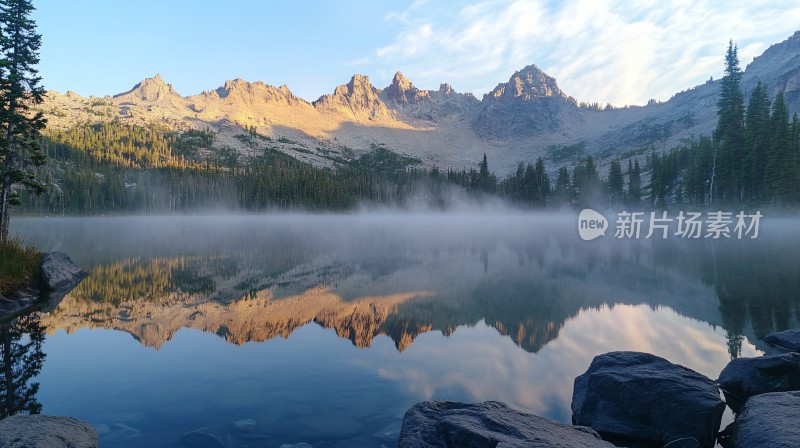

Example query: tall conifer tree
[0,0,46,242]
[714,40,745,202]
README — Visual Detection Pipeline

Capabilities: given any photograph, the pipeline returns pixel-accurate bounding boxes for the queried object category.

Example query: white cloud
[372,0,800,105]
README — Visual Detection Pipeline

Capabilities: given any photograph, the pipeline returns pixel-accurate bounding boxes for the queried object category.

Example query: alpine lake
[5,213,799,447]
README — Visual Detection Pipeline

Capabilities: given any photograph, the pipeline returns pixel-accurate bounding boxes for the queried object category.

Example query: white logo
[578,209,608,240]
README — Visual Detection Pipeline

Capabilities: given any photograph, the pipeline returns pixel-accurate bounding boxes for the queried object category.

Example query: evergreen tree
[683,136,715,205]
[744,82,771,201]
[764,93,795,203]
[553,166,571,205]
[627,159,642,205]
[511,162,525,202]
[607,160,624,203]
[533,157,550,205]
[1,314,45,417]
[572,156,600,204]
[713,40,745,203]
[0,0,46,242]
[476,153,496,193]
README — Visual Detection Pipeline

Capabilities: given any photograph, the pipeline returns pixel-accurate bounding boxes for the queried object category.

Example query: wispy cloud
[372,0,800,105]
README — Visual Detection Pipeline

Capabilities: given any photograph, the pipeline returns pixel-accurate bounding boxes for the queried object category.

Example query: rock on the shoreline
[717,352,800,413]
[0,415,98,448]
[41,252,87,291]
[398,400,615,448]
[718,391,800,447]
[0,251,88,319]
[764,328,800,352]
[571,351,725,448]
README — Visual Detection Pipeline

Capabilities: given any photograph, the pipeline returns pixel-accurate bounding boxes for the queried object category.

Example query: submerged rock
[571,351,725,448]
[0,284,41,317]
[0,414,98,448]
[178,431,223,448]
[718,391,800,447]
[663,438,702,448]
[110,422,141,438]
[233,417,257,432]
[41,252,87,291]
[398,400,614,448]
[764,328,800,352]
[717,352,800,413]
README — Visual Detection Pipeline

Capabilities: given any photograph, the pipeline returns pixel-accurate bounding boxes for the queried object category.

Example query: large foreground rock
[572,351,725,448]
[0,415,98,447]
[1,252,88,319]
[41,252,87,291]
[717,352,800,413]
[764,328,800,352]
[718,391,800,447]
[398,400,615,448]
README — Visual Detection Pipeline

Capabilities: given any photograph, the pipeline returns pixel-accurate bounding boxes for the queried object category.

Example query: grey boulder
[572,351,725,448]
[41,252,87,291]
[398,400,615,448]
[717,352,800,413]
[0,415,98,448]
[718,391,800,447]
[764,328,800,352]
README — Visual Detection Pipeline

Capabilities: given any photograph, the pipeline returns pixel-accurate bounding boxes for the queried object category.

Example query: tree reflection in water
[0,313,45,418]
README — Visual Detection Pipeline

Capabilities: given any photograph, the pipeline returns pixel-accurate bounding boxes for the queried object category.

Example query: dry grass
[0,239,42,296]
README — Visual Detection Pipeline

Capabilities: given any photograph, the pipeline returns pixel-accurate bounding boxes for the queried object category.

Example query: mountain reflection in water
[7,214,800,448]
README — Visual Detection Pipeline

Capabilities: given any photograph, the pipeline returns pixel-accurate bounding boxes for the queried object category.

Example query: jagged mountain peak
[114,74,179,102]
[383,71,431,106]
[392,71,414,90]
[473,64,579,139]
[215,78,260,98]
[314,74,393,120]
[486,64,569,101]
[199,78,306,107]
[344,74,380,97]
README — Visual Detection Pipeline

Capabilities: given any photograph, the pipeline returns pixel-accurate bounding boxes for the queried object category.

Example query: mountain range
[40,31,800,174]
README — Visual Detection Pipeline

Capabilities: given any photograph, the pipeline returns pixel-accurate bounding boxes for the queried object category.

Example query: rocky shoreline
[399,328,800,447]
[0,251,87,320]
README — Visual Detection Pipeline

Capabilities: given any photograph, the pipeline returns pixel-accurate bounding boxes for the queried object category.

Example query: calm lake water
[5,213,800,447]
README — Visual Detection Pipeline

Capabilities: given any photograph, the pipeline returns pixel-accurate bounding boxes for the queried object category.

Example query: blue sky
[34,0,800,106]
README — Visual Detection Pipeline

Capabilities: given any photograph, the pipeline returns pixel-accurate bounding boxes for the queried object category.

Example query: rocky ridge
[39,30,800,174]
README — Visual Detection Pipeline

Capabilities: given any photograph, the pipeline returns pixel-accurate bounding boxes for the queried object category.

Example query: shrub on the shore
[0,240,42,296]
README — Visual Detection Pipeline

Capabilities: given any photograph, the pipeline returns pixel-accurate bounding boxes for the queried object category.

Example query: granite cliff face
[40,31,800,173]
